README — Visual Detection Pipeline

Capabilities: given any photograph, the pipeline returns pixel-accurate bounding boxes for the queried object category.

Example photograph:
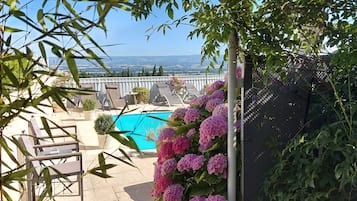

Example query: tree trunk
[228,30,238,201]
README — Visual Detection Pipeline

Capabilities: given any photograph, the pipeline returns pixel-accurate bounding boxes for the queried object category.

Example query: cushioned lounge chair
[105,84,126,109]
[19,135,83,201]
[80,83,102,109]
[66,94,80,108]
[150,82,184,107]
[183,83,201,102]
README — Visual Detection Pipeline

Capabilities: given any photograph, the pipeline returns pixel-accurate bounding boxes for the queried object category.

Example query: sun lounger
[80,83,103,109]
[105,84,127,109]
[66,94,80,108]
[183,83,201,102]
[150,82,184,107]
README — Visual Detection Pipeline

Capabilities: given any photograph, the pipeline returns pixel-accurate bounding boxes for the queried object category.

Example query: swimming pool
[113,111,172,151]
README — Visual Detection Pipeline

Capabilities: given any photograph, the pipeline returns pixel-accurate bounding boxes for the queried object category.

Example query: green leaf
[109,131,141,153]
[38,42,47,65]
[65,50,79,84]
[0,137,19,167]
[62,0,79,18]
[194,171,207,183]
[335,165,343,180]
[204,142,220,152]
[167,120,183,127]
[299,136,305,143]
[1,190,12,201]
[37,9,47,30]
[37,167,52,201]
[3,168,32,184]
[40,117,54,141]
[4,26,23,32]
[5,35,12,46]
[88,165,115,178]
[87,159,117,179]
[3,63,20,87]
[147,115,168,122]
[167,7,174,19]
[203,173,221,185]
[104,151,137,168]
[189,182,212,196]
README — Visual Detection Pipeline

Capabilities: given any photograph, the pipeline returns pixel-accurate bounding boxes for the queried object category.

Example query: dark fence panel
[243,57,315,201]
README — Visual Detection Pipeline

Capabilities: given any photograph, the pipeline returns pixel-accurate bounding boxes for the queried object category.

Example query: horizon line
[100,54,203,57]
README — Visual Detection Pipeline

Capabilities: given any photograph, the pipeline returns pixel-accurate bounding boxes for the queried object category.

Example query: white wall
[78,74,225,98]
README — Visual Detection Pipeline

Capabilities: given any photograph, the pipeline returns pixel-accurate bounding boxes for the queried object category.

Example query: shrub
[94,114,115,135]
[263,57,357,201]
[132,87,149,103]
[151,80,236,201]
[82,99,96,111]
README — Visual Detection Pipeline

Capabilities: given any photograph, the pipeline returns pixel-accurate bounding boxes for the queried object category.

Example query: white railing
[78,74,225,98]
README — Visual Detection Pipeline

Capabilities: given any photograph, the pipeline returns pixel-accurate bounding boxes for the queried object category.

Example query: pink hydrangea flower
[156,176,173,193]
[157,155,166,165]
[205,98,224,112]
[206,80,225,94]
[173,136,190,154]
[199,115,228,145]
[198,141,213,152]
[207,154,228,177]
[206,195,227,201]
[190,95,209,108]
[154,164,162,181]
[235,104,241,111]
[224,66,242,82]
[177,154,204,172]
[209,90,225,100]
[190,196,205,201]
[161,158,177,176]
[236,119,241,131]
[236,66,242,78]
[186,128,196,138]
[163,184,184,201]
[158,142,174,164]
[150,188,161,199]
[177,154,196,172]
[157,128,176,143]
[169,108,188,120]
[184,108,201,124]
[212,103,228,118]
[191,155,205,170]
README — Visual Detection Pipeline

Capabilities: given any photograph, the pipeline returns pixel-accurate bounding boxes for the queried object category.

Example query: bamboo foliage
[0,1,148,200]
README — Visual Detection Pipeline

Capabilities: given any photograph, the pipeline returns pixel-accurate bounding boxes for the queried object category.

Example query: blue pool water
[113,111,172,150]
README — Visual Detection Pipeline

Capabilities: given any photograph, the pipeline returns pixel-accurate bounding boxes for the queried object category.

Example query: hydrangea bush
[151,78,241,201]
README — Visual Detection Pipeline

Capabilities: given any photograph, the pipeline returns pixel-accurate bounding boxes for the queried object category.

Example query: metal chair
[19,135,83,201]
[28,116,79,154]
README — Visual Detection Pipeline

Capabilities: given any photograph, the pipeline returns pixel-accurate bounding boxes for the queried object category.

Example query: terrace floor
[5,103,184,201]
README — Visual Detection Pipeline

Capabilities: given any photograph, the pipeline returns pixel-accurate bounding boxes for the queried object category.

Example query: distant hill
[50,55,226,75]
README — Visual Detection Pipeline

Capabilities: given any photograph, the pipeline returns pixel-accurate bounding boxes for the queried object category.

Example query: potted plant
[94,114,116,148]
[82,99,96,120]
[132,87,150,104]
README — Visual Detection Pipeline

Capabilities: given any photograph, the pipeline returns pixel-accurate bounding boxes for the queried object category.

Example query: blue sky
[10,1,204,57]
[92,8,204,56]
